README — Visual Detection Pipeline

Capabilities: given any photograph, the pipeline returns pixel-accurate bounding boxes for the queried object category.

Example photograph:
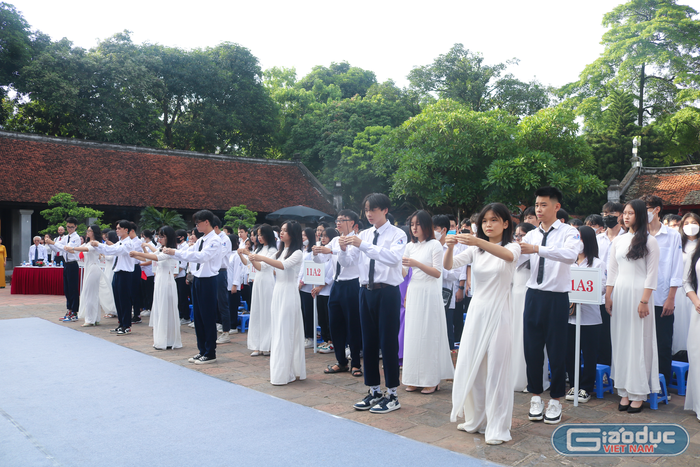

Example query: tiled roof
[624,165,700,206]
[0,132,335,215]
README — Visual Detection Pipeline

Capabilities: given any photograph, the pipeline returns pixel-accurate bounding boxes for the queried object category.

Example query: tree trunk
[638,62,645,127]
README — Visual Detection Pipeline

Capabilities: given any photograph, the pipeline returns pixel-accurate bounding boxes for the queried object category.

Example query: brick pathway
[2,287,700,466]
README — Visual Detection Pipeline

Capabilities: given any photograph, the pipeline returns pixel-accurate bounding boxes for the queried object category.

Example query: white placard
[303,261,326,286]
[568,267,603,305]
[248,261,256,280]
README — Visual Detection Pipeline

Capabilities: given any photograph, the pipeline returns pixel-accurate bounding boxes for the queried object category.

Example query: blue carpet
[0,318,489,467]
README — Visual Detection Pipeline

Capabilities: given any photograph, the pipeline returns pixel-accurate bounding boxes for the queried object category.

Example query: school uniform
[175,241,190,321]
[217,232,232,332]
[49,232,82,314]
[96,237,135,329]
[596,228,624,367]
[130,236,143,319]
[339,222,407,389]
[172,231,221,359]
[314,233,363,369]
[521,220,582,398]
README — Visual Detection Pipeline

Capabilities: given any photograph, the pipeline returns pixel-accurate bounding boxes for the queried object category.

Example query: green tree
[39,193,109,236]
[224,205,257,230]
[0,2,33,88]
[138,206,187,231]
[296,61,377,99]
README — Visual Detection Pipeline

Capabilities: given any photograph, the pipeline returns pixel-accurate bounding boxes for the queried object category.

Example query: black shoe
[628,404,643,414]
[188,354,202,363]
[132,317,142,324]
[369,394,401,414]
[618,403,629,411]
[110,327,122,333]
[116,327,130,335]
[194,356,216,365]
[353,390,384,411]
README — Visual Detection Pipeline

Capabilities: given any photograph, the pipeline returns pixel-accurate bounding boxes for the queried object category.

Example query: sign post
[303,260,326,353]
[569,266,604,407]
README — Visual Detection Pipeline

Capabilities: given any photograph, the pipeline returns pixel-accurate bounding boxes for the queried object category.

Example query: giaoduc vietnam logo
[552,424,689,456]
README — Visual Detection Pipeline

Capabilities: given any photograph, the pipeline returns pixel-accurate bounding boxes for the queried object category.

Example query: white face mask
[434,230,442,241]
[471,224,478,234]
[302,239,309,247]
[647,211,654,224]
[683,223,700,237]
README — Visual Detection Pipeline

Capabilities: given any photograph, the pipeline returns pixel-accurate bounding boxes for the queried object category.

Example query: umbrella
[265,205,334,223]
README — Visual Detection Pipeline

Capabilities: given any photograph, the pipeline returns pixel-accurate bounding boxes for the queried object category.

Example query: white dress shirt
[312,232,361,281]
[339,221,408,287]
[96,237,135,272]
[227,253,245,290]
[28,244,49,263]
[49,232,82,262]
[651,224,684,305]
[442,243,464,309]
[172,230,221,278]
[597,228,625,270]
[53,235,65,259]
[130,236,143,266]
[176,241,188,278]
[218,231,232,270]
[522,220,583,293]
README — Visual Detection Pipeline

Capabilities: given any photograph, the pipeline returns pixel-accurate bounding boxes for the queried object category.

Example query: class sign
[569,266,603,305]
[303,261,326,286]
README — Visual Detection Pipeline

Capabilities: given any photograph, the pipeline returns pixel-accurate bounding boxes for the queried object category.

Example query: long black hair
[157,226,178,249]
[578,226,599,267]
[407,210,435,243]
[625,199,649,261]
[324,227,339,244]
[228,233,240,251]
[689,242,700,293]
[276,221,303,259]
[476,203,513,251]
[256,224,277,253]
[303,228,316,253]
[87,224,102,242]
[107,231,119,243]
[142,229,156,245]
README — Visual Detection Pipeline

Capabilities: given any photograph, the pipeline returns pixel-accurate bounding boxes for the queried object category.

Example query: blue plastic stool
[669,361,689,396]
[646,374,669,410]
[189,304,193,321]
[593,364,614,399]
[238,313,250,333]
[316,326,323,344]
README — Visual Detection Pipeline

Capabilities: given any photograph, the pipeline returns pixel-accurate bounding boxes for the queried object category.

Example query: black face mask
[603,215,619,229]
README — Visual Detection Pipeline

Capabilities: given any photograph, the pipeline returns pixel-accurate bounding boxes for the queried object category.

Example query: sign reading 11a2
[303,261,326,286]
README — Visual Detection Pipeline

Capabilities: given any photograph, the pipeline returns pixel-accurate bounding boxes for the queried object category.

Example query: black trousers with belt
[112,271,133,329]
[175,276,190,320]
[192,276,218,359]
[328,278,362,370]
[523,288,570,399]
[359,285,401,389]
[655,305,674,383]
[64,261,80,314]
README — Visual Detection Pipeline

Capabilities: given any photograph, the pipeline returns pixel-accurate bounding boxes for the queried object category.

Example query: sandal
[421,385,440,394]
[351,368,363,377]
[405,386,419,392]
[324,363,349,374]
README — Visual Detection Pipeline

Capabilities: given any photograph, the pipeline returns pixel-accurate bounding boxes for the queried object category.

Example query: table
[11,266,64,295]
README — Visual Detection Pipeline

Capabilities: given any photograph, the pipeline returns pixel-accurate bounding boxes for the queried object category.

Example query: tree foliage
[39,193,109,236]
[296,61,377,100]
[138,206,187,231]
[224,205,257,230]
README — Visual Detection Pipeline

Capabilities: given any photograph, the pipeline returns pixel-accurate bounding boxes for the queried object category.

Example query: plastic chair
[238,312,250,333]
[669,361,690,396]
[594,364,614,399]
[646,374,669,410]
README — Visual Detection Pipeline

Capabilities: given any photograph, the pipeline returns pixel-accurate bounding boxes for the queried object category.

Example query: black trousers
[132,264,142,318]
[597,304,612,366]
[317,294,330,342]
[141,275,154,311]
[328,279,362,369]
[175,276,190,320]
[228,290,241,330]
[112,271,133,329]
[192,276,218,359]
[524,288,570,399]
[566,323,600,393]
[64,261,80,314]
[241,282,252,310]
[359,285,401,389]
[445,305,456,350]
[54,255,65,267]
[300,291,314,339]
[216,269,230,332]
[655,305,674,383]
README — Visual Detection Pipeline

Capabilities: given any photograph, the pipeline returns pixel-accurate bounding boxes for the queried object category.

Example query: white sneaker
[319,343,334,354]
[486,439,503,445]
[544,399,562,424]
[216,332,230,344]
[528,395,544,421]
[180,318,190,325]
[216,323,223,332]
[577,389,591,403]
[565,388,576,401]
[304,338,313,349]
[141,310,151,317]
[345,346,351,360]
[230,328,238,334]
[188,322,195,328]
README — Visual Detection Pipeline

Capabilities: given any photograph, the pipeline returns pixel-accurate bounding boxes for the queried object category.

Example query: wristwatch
[458,286,465,290]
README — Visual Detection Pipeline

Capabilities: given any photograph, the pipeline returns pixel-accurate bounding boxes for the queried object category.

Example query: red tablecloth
[11,266,64,295]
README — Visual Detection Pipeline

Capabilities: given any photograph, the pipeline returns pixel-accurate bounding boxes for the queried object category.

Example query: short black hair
[535,186,563,205]
[585,214,604,228]
[192,210,215,226]
[337,209,360,227]
[223,225,234,234]
[175,229,187,241]
[432,214,450,231]
[639,194,663,210]
[521,206,536,224]
[669,214,682,223]
[602,202,624,213]
[557,209,569,224]
[516,222,536,235]
[476,203,513,249]
[212,215,222,229]
[569,218,583,227]
[228,233,240,251]
[107,231,119,243]
[447,215,456,222]
[65,216,78,225]
[129,222,138,233]
[116,219,131,230]
[362,193,391,211]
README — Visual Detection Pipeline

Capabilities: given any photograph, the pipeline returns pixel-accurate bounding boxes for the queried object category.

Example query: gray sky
[12,0,700,89]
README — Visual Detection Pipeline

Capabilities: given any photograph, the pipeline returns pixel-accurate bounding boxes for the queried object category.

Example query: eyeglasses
[336,219,351,223]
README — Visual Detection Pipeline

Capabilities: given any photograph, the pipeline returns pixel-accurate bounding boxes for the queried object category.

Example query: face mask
[302,239,309,247]
[602,215,618,229]
[434,230,442,241]
[647,211,654,224]
[471,224,478,234]
[683,224,700,237]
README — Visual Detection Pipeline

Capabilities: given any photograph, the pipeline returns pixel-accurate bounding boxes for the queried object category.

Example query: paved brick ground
[3,287,700,466]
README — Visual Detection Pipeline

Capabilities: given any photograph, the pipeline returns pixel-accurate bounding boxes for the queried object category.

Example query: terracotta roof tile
[0,133,336,215]
[624,166,700,207]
